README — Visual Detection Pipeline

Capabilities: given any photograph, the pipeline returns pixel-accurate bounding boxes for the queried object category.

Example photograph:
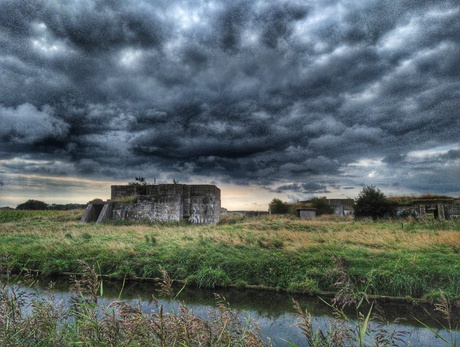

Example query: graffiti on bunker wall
[189,196,216,224]
[82,184,221,224]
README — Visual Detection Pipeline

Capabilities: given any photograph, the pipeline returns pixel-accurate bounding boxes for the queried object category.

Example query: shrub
[269,198,290,214]
[354,186,395,220]
[310,197,335,215]
[16,199,48,210]
[128,177,148,195]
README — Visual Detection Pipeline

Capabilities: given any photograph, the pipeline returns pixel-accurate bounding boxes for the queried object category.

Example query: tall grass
[1,210,460,298]
[1,254,457,346]
[0,258,268,346]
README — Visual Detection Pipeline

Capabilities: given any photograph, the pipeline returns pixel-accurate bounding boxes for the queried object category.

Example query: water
[11,278,460,346]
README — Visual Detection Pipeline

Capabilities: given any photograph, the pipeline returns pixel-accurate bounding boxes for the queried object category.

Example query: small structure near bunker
[81,184,221,224]
[411,198,460,220]
[296,208,317,220]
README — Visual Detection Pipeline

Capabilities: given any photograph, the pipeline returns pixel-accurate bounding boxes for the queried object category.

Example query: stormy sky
[0,0,459,210]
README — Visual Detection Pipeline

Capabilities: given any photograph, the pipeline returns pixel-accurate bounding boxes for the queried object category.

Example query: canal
[10,278,460,346]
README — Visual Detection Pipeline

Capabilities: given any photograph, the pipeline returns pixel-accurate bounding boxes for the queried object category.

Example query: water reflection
[24,278,460,346]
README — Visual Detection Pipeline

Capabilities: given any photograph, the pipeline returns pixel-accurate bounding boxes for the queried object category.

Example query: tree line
[15,200,86,210]
[270,186,428,220]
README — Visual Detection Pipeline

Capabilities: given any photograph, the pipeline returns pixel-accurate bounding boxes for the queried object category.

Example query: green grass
[1,210,460,299]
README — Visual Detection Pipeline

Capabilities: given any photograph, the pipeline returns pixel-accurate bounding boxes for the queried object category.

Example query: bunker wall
[108,184,221,224]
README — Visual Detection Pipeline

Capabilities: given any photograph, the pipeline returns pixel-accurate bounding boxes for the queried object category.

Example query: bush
[269,198,290,214]
[16,199,48,210]
[310,197,335,215]
[128,177,148,195]
[354,186,395,220]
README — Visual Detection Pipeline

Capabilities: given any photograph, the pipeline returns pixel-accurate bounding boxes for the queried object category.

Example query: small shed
[297,208,317,220]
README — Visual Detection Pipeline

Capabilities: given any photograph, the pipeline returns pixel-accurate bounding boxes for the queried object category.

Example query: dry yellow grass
[1,210,460,298]
[2,212,458,253]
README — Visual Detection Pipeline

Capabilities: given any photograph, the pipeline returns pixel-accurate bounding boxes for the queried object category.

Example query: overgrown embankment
[1,210,459,299]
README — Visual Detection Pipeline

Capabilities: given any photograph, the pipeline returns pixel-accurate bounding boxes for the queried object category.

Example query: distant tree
[129,177,148,195]
[129,177,147,185]
[354,186,394,220]
[269,198,290,214]
[16,199,48,210]
[310,197,335,215]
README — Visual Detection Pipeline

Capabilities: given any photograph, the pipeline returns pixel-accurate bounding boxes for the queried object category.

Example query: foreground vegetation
[0,210,460,300]
[1,260,270,346]
[1,255,458,346]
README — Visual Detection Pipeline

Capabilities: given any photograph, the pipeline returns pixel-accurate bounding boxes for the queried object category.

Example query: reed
[0,256,457,346]
[0,259,268,346]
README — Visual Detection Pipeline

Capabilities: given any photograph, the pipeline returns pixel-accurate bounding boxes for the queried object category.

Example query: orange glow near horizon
[0,175,276,210]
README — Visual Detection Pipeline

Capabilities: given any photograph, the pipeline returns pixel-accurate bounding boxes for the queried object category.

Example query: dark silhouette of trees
[354,186,394,220]
[16,199,48,210]
[269,198,290,214]
[129,177,148,195]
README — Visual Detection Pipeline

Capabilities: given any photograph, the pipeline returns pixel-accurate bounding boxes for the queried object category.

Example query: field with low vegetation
[1,209,460,300]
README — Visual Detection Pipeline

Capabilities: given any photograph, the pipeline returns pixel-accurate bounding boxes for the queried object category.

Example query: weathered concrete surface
[80,203,104,223]
[99,184,221,224]
[112,195,182,222]
[412,199,459,220]
[297,208,317,219]
[96,203,113,223]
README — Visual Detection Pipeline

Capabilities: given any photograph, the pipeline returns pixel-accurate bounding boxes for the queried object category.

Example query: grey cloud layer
[0,0,459,196]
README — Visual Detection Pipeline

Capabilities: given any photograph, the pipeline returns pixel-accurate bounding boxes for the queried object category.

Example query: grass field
[1,209,460,299]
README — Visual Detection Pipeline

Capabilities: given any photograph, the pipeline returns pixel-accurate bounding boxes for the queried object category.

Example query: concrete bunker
[411,198,459,220]
[81,184,221,224]
[81,199,103,222]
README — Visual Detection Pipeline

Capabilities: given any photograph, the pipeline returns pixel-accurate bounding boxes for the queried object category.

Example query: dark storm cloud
[444,150,460,160]
[1,0,459,197]
[272,182,330,194]
[382,154,406,165]
[0,104,70,151]
[45,3,165,52]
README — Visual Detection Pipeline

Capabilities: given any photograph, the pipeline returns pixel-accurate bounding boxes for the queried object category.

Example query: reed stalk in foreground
[291,254,411,347]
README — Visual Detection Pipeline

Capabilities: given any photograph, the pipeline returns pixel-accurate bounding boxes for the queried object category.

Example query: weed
[81,232,92,240]
[1,254,459,346]
[235,279,248,288]
[187,267,231,288]
[416,291,459,347]
[287,277,319,295]
[257,238,284,249]
[292,255,410,347]
[145,234,157,244]
[111,194,139,203]
[0,210,27,223]
[0,260,268,346]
